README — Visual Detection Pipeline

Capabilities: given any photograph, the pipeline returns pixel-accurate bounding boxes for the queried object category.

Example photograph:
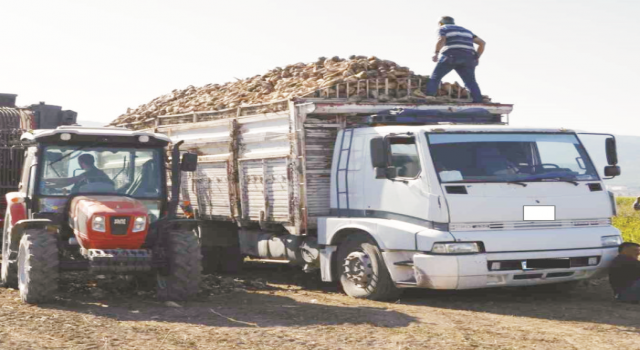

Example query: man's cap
[439,16,455,25]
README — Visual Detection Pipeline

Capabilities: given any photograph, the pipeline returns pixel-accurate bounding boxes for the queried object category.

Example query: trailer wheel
[157,230,202,301]
[1,213,18,288]
[17,230,59,304]
[337,233,401,301]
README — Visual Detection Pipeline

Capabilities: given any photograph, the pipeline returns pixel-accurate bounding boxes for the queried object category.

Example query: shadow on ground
[34,268,415,329]
[236,262,640,331]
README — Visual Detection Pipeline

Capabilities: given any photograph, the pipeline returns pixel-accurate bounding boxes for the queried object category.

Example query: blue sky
[2,0,639,136]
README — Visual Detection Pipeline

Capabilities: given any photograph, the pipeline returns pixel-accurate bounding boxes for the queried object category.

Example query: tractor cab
[1,126,201,304]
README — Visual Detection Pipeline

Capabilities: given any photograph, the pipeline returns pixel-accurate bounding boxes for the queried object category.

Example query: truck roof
[364,125,578,134]
[21,126,171,144]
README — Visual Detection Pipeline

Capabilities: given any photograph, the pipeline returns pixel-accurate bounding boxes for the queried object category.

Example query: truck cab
[319,122,622,298]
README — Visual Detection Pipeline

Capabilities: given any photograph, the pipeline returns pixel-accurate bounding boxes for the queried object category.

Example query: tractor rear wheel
[17,230,59,304]
[157,230,202,301]
[1,213,18,288]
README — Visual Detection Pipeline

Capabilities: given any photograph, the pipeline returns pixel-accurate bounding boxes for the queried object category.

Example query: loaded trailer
[0,93,77,224]
[119,94,623,300]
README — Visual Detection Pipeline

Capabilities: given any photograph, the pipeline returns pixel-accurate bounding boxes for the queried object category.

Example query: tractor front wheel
[157,231,202,301]
[17,230,59,304]
[1,213,17,288]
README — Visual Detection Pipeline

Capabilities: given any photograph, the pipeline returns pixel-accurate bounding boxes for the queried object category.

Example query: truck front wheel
[17,230,59,304]
[1,213,17,288]
[157,231,202,301]
[337,233,402,301]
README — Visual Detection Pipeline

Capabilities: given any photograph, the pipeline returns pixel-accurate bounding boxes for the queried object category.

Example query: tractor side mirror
[604,165,621,177]
[605,137,618,165]
[180,153,198,172]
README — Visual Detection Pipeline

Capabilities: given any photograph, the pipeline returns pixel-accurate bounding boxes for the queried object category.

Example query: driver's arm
[45,174,84,188]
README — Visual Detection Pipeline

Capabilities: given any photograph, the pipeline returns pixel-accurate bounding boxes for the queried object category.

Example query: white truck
[122,96,623,300]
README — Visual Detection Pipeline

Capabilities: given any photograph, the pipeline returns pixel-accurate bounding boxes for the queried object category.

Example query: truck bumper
[384,247,618,290]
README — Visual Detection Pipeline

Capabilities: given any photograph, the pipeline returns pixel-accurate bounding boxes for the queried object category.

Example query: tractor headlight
[432,242,482,254]
[92,216,106,232]
[132,216,146,232]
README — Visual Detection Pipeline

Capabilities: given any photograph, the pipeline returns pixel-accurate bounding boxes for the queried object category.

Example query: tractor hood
[69,195,150,250]
[69,195,149,218]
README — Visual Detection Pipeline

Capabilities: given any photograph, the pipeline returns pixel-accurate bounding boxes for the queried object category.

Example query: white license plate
[523,206,555,221]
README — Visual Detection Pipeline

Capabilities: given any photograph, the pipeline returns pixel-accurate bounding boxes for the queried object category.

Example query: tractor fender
[161,219,201,232]
[8,219,56,253]
[5,192,27,226]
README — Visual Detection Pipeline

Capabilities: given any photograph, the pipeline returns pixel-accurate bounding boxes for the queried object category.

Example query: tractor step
[82,249,153,273]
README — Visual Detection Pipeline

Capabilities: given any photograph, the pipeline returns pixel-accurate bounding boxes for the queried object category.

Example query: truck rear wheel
[337,233,402,301]
[17,230,59,304]
[157,231,202,301]
[1,213,18,288]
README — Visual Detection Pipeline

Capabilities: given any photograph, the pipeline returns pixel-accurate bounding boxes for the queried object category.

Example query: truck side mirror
[180,153,198,172]
[385,167,397,179]
[604,165,620,177]
[605,137,618,165]
[370,137,388,168]
[371,137,397,179]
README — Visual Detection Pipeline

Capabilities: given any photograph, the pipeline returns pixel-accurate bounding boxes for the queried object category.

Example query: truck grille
[450,218,611,231]
[110,216,130,235]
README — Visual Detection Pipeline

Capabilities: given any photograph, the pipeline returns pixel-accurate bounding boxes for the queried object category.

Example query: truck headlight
[432,242,482,254]
[92,216,106,232]
[601,235,622,247]
[132,216,146,232]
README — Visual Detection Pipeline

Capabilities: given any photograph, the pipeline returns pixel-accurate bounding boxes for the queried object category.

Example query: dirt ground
[0,263,639,350]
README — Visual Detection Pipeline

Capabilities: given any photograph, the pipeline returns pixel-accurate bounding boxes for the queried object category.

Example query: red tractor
[1,126,202,304]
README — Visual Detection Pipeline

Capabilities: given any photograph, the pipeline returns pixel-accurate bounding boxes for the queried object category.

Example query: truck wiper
[506,181,528,187]
[529,177,579,186]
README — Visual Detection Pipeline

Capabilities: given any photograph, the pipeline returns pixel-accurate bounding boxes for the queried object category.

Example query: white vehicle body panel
[148,98,621,291]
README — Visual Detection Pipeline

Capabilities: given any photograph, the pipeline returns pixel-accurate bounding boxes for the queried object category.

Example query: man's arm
[433,35,446,62]
[45,174,84,188]
[474,36,486,58]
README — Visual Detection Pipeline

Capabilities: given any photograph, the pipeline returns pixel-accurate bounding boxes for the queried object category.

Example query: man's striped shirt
[438,25,477,53]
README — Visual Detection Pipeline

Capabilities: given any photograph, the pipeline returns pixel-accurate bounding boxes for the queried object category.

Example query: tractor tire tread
[18,230,59,304]
[2,213,18,288]
[158,231,202,301]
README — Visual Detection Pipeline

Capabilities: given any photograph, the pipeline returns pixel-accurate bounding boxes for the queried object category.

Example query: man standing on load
[426,16,486,103]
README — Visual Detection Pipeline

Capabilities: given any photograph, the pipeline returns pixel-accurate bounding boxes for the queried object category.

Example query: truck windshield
[427,133,600,184]
[39,145,163,198]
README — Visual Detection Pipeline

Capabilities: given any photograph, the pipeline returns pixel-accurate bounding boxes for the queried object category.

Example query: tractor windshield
[39,145,164,199]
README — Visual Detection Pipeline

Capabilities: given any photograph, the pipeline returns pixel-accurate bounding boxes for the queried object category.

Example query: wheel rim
[343,251,373,288]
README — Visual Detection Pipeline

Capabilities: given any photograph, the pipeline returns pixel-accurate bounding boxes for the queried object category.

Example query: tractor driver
[45,154,115,193]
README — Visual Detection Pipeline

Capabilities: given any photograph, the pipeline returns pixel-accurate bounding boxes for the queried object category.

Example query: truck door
[363,134,435,226]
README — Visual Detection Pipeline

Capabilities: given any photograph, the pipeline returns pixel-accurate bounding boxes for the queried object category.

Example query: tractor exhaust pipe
[168,140,185,219]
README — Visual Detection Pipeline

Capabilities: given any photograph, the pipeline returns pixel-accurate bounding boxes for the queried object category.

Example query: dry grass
[0,264,638,350]
[614,197,640,243]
